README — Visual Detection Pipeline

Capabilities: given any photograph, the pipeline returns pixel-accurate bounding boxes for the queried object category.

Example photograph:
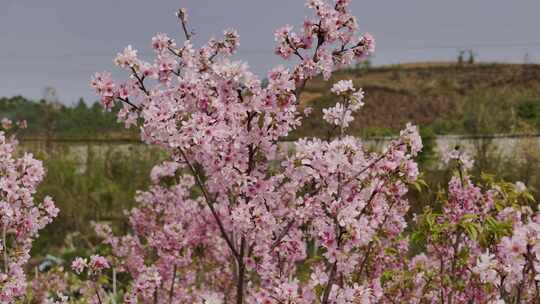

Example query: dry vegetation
[294,62,540,139]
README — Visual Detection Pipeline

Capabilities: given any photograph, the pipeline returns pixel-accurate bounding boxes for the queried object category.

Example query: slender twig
[293,20,324,101]
[270,219,296,250]
[2,224,8,273]
[176,9,192,41]
[178,147,240,258]
[117,97,140,111]
[94,282,103,304]
[321,170,344,304]
[338,97,350,136]
[358,242,373,276]
[234,110,259,304]
[348,142,406,185]
[359,188,379,217]
[112,267,117,304]
[130,67,150,96]
[447,230,462,304]
[168,265,177,304]
[321,262,337,303]
[284,36,304,61]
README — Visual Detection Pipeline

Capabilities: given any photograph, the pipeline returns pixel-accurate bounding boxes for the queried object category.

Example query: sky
[1,0,540,105]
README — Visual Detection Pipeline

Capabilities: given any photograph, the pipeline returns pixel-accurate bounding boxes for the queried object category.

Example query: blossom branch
[176,8,192,41]
[130,67,150,96]
[117,97,140,111]
[178,147,240,259]
[2,224,7,274]
[168,265,177,304]
[270,219,296,251]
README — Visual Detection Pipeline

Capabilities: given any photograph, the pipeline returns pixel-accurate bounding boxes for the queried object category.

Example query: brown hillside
[293,63,540,139]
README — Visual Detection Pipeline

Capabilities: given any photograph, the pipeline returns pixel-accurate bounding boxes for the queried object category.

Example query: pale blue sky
[2,0,540,104]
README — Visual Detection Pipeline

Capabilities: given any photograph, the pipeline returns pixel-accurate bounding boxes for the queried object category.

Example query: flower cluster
[440,142,475,170]
[0,119,58,302]
[323,80,365,130]
[471,209,540,302]
[274,1,374,81]
[30,267,69,304]
[275,1,375,81]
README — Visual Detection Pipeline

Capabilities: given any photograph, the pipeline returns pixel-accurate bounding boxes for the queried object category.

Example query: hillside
[2,62,540,140]
[293,62,540,139]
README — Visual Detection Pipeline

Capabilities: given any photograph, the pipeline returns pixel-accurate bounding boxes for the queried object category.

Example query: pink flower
[88,255,109,272]
[1,118,12,130]
[151,32,172,52]
[90,72,116,110]
[331,80,355,95]
[16,120,27,129]
[440,143,474,170]
[114,45,139,68]
[0,129,56,302]
[223,29,240,55]
[42,196,59,218]
[71,257,88,274]
[323,102,353,128]
[354,33,376,59]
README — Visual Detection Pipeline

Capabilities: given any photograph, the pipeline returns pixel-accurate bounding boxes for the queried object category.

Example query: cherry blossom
[86,1,426,302]
[0,121,58,302]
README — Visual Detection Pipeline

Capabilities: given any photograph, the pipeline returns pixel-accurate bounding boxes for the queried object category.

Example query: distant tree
[467,49,475,64]
[457,50,465,65]
[75,98,87,109]
[43,86,62,110]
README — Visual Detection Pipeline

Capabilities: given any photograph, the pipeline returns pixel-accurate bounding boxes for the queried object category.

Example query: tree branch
[176,9,192,41]
[178,147,240,259]
[117,97,140,111]
[168,265,177,304]
[270,219,296,251]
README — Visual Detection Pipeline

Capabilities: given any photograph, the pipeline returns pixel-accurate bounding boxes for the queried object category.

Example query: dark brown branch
[236,237,246,304]
[130,67,150,96]
[270,219,296,250]
[293,20,324,102]
[176,9,192,41]
[284,36,305,61]
[117,97,141,111]
[168,265,177,304]
[178,147,240,258]
[321,262,337,304]
[349,143,406,185]
[94,282,103,304]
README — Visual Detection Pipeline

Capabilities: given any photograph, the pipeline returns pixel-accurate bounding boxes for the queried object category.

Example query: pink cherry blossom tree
[84,1,540,303]
[88,1,426,303]
[0,119,58,302]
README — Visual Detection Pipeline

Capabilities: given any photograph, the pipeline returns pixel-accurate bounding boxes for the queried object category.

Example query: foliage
[31,144,162,256]
[0,96,134,140]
